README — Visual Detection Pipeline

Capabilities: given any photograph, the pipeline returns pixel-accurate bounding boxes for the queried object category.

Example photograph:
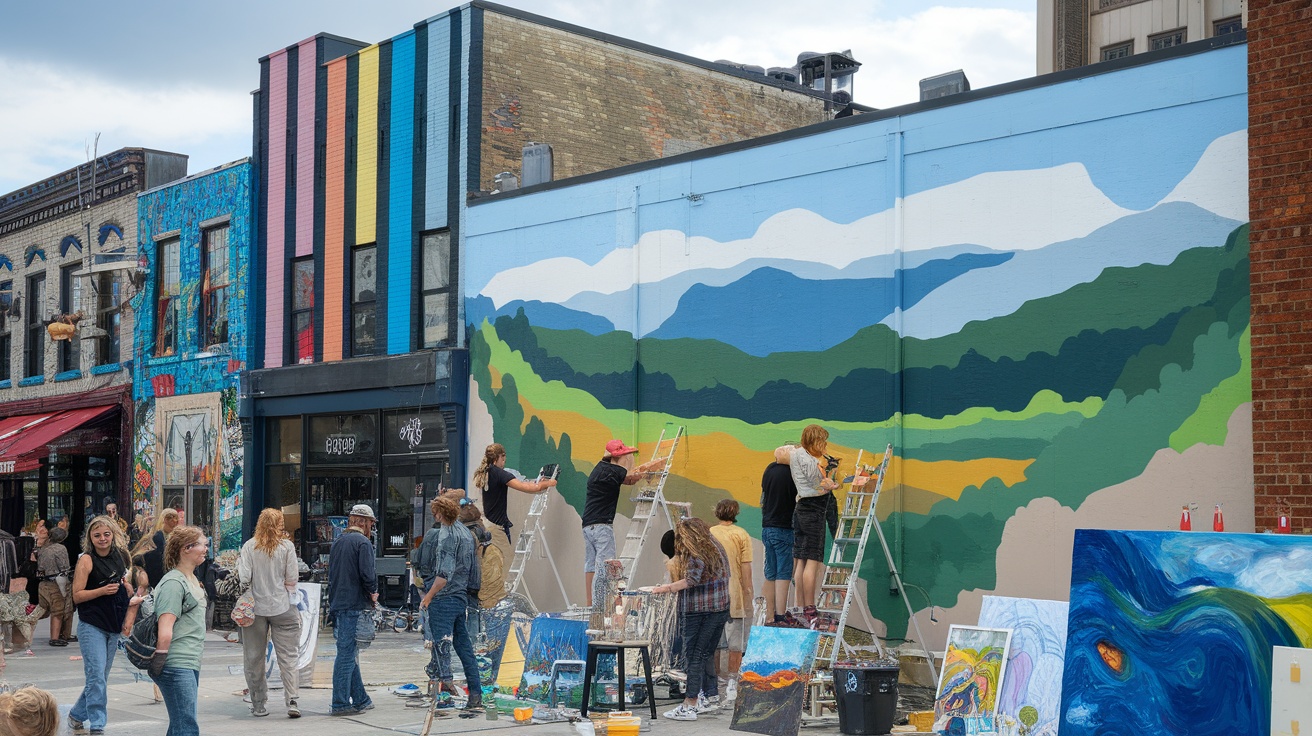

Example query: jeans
[761,527,795,581]
[427,593,482,703]
[682,609,729,699]
[331,608,374,713]
[435,600,483,681]
[152,666,200,736]
[69,621,119,730]
[243,607,302,709]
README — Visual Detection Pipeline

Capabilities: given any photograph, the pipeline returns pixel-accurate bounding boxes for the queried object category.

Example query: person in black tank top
[68,516,140,735]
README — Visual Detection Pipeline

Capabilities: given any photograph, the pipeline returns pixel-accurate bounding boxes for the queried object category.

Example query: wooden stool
[580,639,657,720]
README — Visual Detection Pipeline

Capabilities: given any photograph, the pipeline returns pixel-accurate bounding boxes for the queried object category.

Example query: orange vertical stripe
[323,60,347,362]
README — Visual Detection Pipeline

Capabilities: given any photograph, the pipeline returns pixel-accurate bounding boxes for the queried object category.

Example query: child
[0,686,60,736]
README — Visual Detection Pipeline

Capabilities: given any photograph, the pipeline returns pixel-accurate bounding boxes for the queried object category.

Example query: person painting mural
[472,443,558,589]
[581,439,667,607]
[776,424,840,626]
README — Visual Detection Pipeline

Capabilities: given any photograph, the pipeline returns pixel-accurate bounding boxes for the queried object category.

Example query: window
[1150,29,1187,50]
[155,238,180,357]
[58,263,80,373]
[1213,16,1242,35]
[25,273,45,378]
[200,224,231,349]
[351,245,377,356]
[95,272,121,366]
[1101,41,1133,61]
[291,257,314,364]
[419,231,453,347]
[0,280,11,381]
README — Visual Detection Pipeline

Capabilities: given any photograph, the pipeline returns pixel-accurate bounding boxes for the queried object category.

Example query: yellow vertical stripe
[355,45,379,245]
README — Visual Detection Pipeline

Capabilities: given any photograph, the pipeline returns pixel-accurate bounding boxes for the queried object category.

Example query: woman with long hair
[471,443,556,583]
[238,508,303,719]
[150,525,209,736]
[139,508,181,588]
[649,517,731,721]
[68,516,139,735]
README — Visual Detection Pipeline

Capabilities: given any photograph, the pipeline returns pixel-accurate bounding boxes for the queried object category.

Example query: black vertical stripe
[284,44,299,368]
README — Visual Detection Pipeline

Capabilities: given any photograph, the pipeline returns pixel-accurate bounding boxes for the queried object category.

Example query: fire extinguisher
[1277,511,1292,534]
[1179,505,1192,531]
[1213,504,1225,532]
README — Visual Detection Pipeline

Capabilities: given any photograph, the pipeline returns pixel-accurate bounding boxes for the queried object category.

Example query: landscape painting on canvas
[1060,530,1312,736]
[934,625,1013,731]
[978,595,1069,736]
[731,625,820,736]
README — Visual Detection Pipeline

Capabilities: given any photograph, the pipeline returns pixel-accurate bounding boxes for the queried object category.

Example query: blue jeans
[427,593,482,702]
[332,608,373,713]
[682,609,728,699]
[435,600,483,681]
[762,527,795,581]
[152,666,200,736]
[69,621,119,730]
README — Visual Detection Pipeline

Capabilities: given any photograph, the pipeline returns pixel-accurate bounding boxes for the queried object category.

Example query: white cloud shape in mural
[1157,130,1248,222]
[1233,547,1312,599]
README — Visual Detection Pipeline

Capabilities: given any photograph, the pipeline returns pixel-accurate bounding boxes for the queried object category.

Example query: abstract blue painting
[978,595,1068,736]
[1059,530,1312,736]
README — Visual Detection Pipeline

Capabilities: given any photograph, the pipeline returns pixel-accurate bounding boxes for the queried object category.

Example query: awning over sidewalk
[0,405,117,474]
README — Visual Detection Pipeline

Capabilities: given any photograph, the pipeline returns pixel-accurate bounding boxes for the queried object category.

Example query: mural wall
[463,43,1251,643]
[133,160,252,550]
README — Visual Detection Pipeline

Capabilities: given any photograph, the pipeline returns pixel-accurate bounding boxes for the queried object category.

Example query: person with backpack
[148,526,209,736]
[67,516,135,735]
[238,508,302,719]
[32,523,70,647]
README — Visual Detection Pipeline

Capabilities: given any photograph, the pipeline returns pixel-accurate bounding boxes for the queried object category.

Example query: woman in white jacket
[238,508,302,719]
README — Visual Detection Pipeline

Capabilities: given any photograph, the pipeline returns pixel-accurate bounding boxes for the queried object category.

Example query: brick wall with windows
[1249,0,1312,531]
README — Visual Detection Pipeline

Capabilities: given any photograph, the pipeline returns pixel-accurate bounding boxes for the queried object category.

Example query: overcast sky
[0,0,1035,195]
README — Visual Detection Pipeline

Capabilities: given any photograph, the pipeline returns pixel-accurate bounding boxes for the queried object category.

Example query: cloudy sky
[0,0,1035,195]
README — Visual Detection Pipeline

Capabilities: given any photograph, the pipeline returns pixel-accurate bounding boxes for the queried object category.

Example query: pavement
[3,618,928,736]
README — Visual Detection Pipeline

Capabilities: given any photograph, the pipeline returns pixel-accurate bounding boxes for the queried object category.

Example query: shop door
[380,458,446,559]
[303,469,375,572]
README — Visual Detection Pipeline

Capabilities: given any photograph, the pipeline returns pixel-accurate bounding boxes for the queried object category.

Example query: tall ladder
[812,444,893,670]
[506,476,569,610]
[619,424,686,588]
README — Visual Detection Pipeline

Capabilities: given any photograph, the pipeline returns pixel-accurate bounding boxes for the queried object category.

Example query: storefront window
[267,417,302,464]
[308,413,378,466]
[382,409,447,455]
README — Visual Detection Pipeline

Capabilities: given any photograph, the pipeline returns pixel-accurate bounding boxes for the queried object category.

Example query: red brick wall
[1249,0,1312,532]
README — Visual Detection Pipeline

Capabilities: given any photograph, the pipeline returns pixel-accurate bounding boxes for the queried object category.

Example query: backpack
[123,578,199,670]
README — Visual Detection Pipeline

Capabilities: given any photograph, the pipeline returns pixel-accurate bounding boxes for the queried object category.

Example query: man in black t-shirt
[581,439,665,606]
[760,446,799,625]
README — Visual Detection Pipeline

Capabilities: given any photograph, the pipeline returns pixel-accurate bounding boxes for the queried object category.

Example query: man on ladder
[581,439,667,607]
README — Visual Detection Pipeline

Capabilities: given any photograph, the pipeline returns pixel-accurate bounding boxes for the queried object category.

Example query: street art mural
[462,45,1251,640]
[132,161,251,550]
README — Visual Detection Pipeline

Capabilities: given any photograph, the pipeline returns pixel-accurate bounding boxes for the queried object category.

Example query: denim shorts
[762,527,795,580]
[582,524,616,573]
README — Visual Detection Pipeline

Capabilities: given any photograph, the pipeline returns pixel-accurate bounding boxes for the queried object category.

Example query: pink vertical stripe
[265,51,288,368]
[295,38,316,258]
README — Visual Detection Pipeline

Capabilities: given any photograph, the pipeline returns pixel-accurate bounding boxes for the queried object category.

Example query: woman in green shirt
[149,525,208,736]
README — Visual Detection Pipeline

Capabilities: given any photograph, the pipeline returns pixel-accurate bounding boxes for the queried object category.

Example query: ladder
[506,472,569,610]
[618,424,686,588]
[812,444,893,671]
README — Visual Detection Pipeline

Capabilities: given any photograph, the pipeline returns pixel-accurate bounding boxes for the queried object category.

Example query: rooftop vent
[919,70,971,101]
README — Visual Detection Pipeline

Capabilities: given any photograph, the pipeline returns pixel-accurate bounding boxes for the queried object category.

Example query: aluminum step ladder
[812,444,893,670]
[619,424,687,588]
[506,467,568,610]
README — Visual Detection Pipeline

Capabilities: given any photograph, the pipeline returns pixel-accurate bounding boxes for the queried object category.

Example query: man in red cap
[581,439,666,606]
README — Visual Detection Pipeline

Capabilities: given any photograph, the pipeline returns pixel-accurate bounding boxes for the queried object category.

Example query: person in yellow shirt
[708,499,753,701]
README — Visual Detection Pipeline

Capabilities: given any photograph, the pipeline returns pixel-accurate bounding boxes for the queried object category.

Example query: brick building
[1248,0,1312,532]
[0,148,187,538]
[241,0,834,588]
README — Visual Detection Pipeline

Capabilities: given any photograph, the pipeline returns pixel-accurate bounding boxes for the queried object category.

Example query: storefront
[242,351,467,599]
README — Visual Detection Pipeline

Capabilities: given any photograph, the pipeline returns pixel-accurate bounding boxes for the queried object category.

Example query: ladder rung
[832,538,860,544]
[827,562,854,569]
[820,584,850,591]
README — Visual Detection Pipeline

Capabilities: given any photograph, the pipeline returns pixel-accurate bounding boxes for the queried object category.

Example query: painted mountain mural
[463,46,1252,644]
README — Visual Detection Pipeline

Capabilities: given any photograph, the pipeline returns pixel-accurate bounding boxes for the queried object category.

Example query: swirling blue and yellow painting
[1060,530,1312,735]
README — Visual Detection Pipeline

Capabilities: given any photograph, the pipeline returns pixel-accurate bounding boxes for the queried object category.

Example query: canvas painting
[1272,646,1312,736]
[978,596,1069,736]
[1060,530,1312,736]
[934,625,1013,731]
[517,615,589,702]
[731,625,820,736]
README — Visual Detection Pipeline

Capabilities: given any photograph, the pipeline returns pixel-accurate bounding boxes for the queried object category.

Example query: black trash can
[833,664,900,735]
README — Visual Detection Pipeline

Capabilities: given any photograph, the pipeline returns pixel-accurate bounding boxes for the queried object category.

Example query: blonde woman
[140,508,181,588]
[238,508,303,719]
[777,424,839,622]
[0,686,60,736]
[150,526,209,736]
[68,516,138,735]
[472,443,556,585]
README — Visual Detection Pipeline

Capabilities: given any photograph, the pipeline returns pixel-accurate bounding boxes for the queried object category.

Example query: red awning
[0,405,117,474]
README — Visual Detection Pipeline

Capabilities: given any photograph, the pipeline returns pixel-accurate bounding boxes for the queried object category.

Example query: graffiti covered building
[133,160,252,551]
[462,39,1251,640]
[0,148,187,539]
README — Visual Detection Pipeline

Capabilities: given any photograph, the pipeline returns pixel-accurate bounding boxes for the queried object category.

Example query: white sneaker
[725,679,738,702]
[696,694,721,714]
[663,703,698,721]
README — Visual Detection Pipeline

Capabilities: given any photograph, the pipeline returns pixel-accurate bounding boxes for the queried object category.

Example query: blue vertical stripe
[388,32,416,354]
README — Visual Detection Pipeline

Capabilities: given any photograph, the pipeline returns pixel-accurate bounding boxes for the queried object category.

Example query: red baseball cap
[604,439,639,458]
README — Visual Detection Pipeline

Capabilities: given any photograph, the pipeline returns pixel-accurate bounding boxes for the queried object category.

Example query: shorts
[582,524,616,573]
[718,617,746,652]
[762,527,795,580]
[792,497,828,562]
[37,581,66,620]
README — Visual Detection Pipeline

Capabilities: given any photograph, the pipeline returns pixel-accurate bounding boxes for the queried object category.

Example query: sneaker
[330,708,360,717]
[66,635,79,642]
[252,703,269,717]
[663,703,698,721]
[696,693,721,714]
[69,718,86,731]
[287,700,300,719]
[802,605,818,623]
[358,701,375,711]
[725,679,738,702]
